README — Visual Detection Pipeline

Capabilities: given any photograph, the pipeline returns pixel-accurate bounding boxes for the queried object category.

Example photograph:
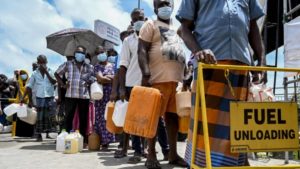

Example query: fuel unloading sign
[230,102,299,153]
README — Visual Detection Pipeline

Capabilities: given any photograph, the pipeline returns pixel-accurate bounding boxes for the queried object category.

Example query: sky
[0,0,183,78]
[0,0,290,91]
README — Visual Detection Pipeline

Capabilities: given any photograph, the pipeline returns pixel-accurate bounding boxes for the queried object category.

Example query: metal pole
[284,0,288,22]
[294,76,297,102]
[286,4,300,16]
[283,0,290,164]
[273,0,281,95]
[138,0,140,9]
[284,76,290,164]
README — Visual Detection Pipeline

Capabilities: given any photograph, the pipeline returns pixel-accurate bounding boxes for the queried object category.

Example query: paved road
[1,133,300,169]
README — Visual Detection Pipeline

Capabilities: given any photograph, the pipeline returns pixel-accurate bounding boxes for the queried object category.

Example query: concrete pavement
[1,133,300,169]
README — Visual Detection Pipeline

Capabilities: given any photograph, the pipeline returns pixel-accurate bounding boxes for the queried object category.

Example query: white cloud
[0,0,133,78]
[0,0,186,78]
[53,0,131,33]
[0,0,72,77]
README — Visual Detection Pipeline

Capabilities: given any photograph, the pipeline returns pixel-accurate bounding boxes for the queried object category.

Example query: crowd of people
[0,0,267,168]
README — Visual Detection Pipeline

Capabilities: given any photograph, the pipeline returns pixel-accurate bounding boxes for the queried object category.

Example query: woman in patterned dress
[94,49,115,150]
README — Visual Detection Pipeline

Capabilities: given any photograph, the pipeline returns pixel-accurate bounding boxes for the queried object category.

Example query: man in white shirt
[114,8,145,163]
[114,8,170,164]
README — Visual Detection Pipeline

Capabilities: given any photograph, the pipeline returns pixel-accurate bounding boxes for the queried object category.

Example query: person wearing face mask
[55,46,95,145]
[114,8,170,165]
[56,55,74,130]
[138,0,188,168]
[93,46,115,151]
[113,8,146,162]
[10,70,35,137]
[22,55,56,141]
[107,48,119,71]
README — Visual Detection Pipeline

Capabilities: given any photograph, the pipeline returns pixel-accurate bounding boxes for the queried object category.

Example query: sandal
[169,157,188,168]
[145,160,161,169]
[114,150,127,158]
[127,155,142,164]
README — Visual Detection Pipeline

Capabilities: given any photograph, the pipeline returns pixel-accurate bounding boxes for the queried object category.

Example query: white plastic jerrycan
[56,129,68,152]
[75,130,84,152]
[175,91,192,117]
[64,130,78,154]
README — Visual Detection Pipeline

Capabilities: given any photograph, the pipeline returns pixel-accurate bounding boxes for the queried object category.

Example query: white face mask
[133,21,145,31]
[21,74,28,80]
[158,6,173,20]
[75,53,85,62]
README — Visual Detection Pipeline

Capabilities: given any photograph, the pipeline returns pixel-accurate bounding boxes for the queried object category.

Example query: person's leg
[35,98,44,141]
[164,83,187,167]
[145,83,170,169]
[157,117,169,160]
[45,104,52,139]
[132,135,142,155]
[114,132,129,158]
[128,135,143,164]
[64,98,77,133]
[141,137,147,157]
[164,112,179,160]
[77,99,89,143]
[117,133,124,148]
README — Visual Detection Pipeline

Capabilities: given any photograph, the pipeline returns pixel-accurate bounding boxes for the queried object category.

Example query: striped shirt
[56,60,95,99]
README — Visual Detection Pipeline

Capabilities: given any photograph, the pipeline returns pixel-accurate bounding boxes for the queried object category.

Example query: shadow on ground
[20,142,56,151]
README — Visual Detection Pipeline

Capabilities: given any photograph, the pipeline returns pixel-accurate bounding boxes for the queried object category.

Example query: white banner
[284,16,300,76]
[94,20,120,46]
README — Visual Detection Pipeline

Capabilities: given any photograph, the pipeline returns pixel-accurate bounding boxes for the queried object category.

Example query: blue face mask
[158,6,173,20]
[75,53,85,62]
[133,21,145,31]
[107,56,117,63]
[21,74,28,80]
[97,53,107,62]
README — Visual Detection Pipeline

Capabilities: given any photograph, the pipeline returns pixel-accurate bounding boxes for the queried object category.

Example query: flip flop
[145,160,161,169]
[114,150,127,158]
[169,157,188,168]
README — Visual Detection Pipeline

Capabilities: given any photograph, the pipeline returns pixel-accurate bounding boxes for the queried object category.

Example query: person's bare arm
[40,66,56,85]
[180,20,217,64]
[118,66,127,101]
[138,39,151,86]
[248,20,265,66]
[96,72,112,84]
[180,21,200,54]
[248,20,267,83]
[55,73,67,88]
[110,70,120,102]
[21,87,33,107]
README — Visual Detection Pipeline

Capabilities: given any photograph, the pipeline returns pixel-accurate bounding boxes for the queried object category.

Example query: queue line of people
[0,0,267,168]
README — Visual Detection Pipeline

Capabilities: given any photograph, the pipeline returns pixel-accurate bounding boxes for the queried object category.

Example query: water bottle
[56,129,68,152]
[64,130,78,154]
[75,130,83,152]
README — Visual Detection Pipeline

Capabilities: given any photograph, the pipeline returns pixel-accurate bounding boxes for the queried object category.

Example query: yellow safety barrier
[191,63,300,169]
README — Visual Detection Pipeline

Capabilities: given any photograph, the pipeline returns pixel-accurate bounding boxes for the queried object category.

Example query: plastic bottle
[56,129,68,152]
[64,130,78,154]
[88,131,100,151]
[75,130,83,152]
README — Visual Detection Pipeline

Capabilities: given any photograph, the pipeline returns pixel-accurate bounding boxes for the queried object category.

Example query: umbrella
[46,28,104,56]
